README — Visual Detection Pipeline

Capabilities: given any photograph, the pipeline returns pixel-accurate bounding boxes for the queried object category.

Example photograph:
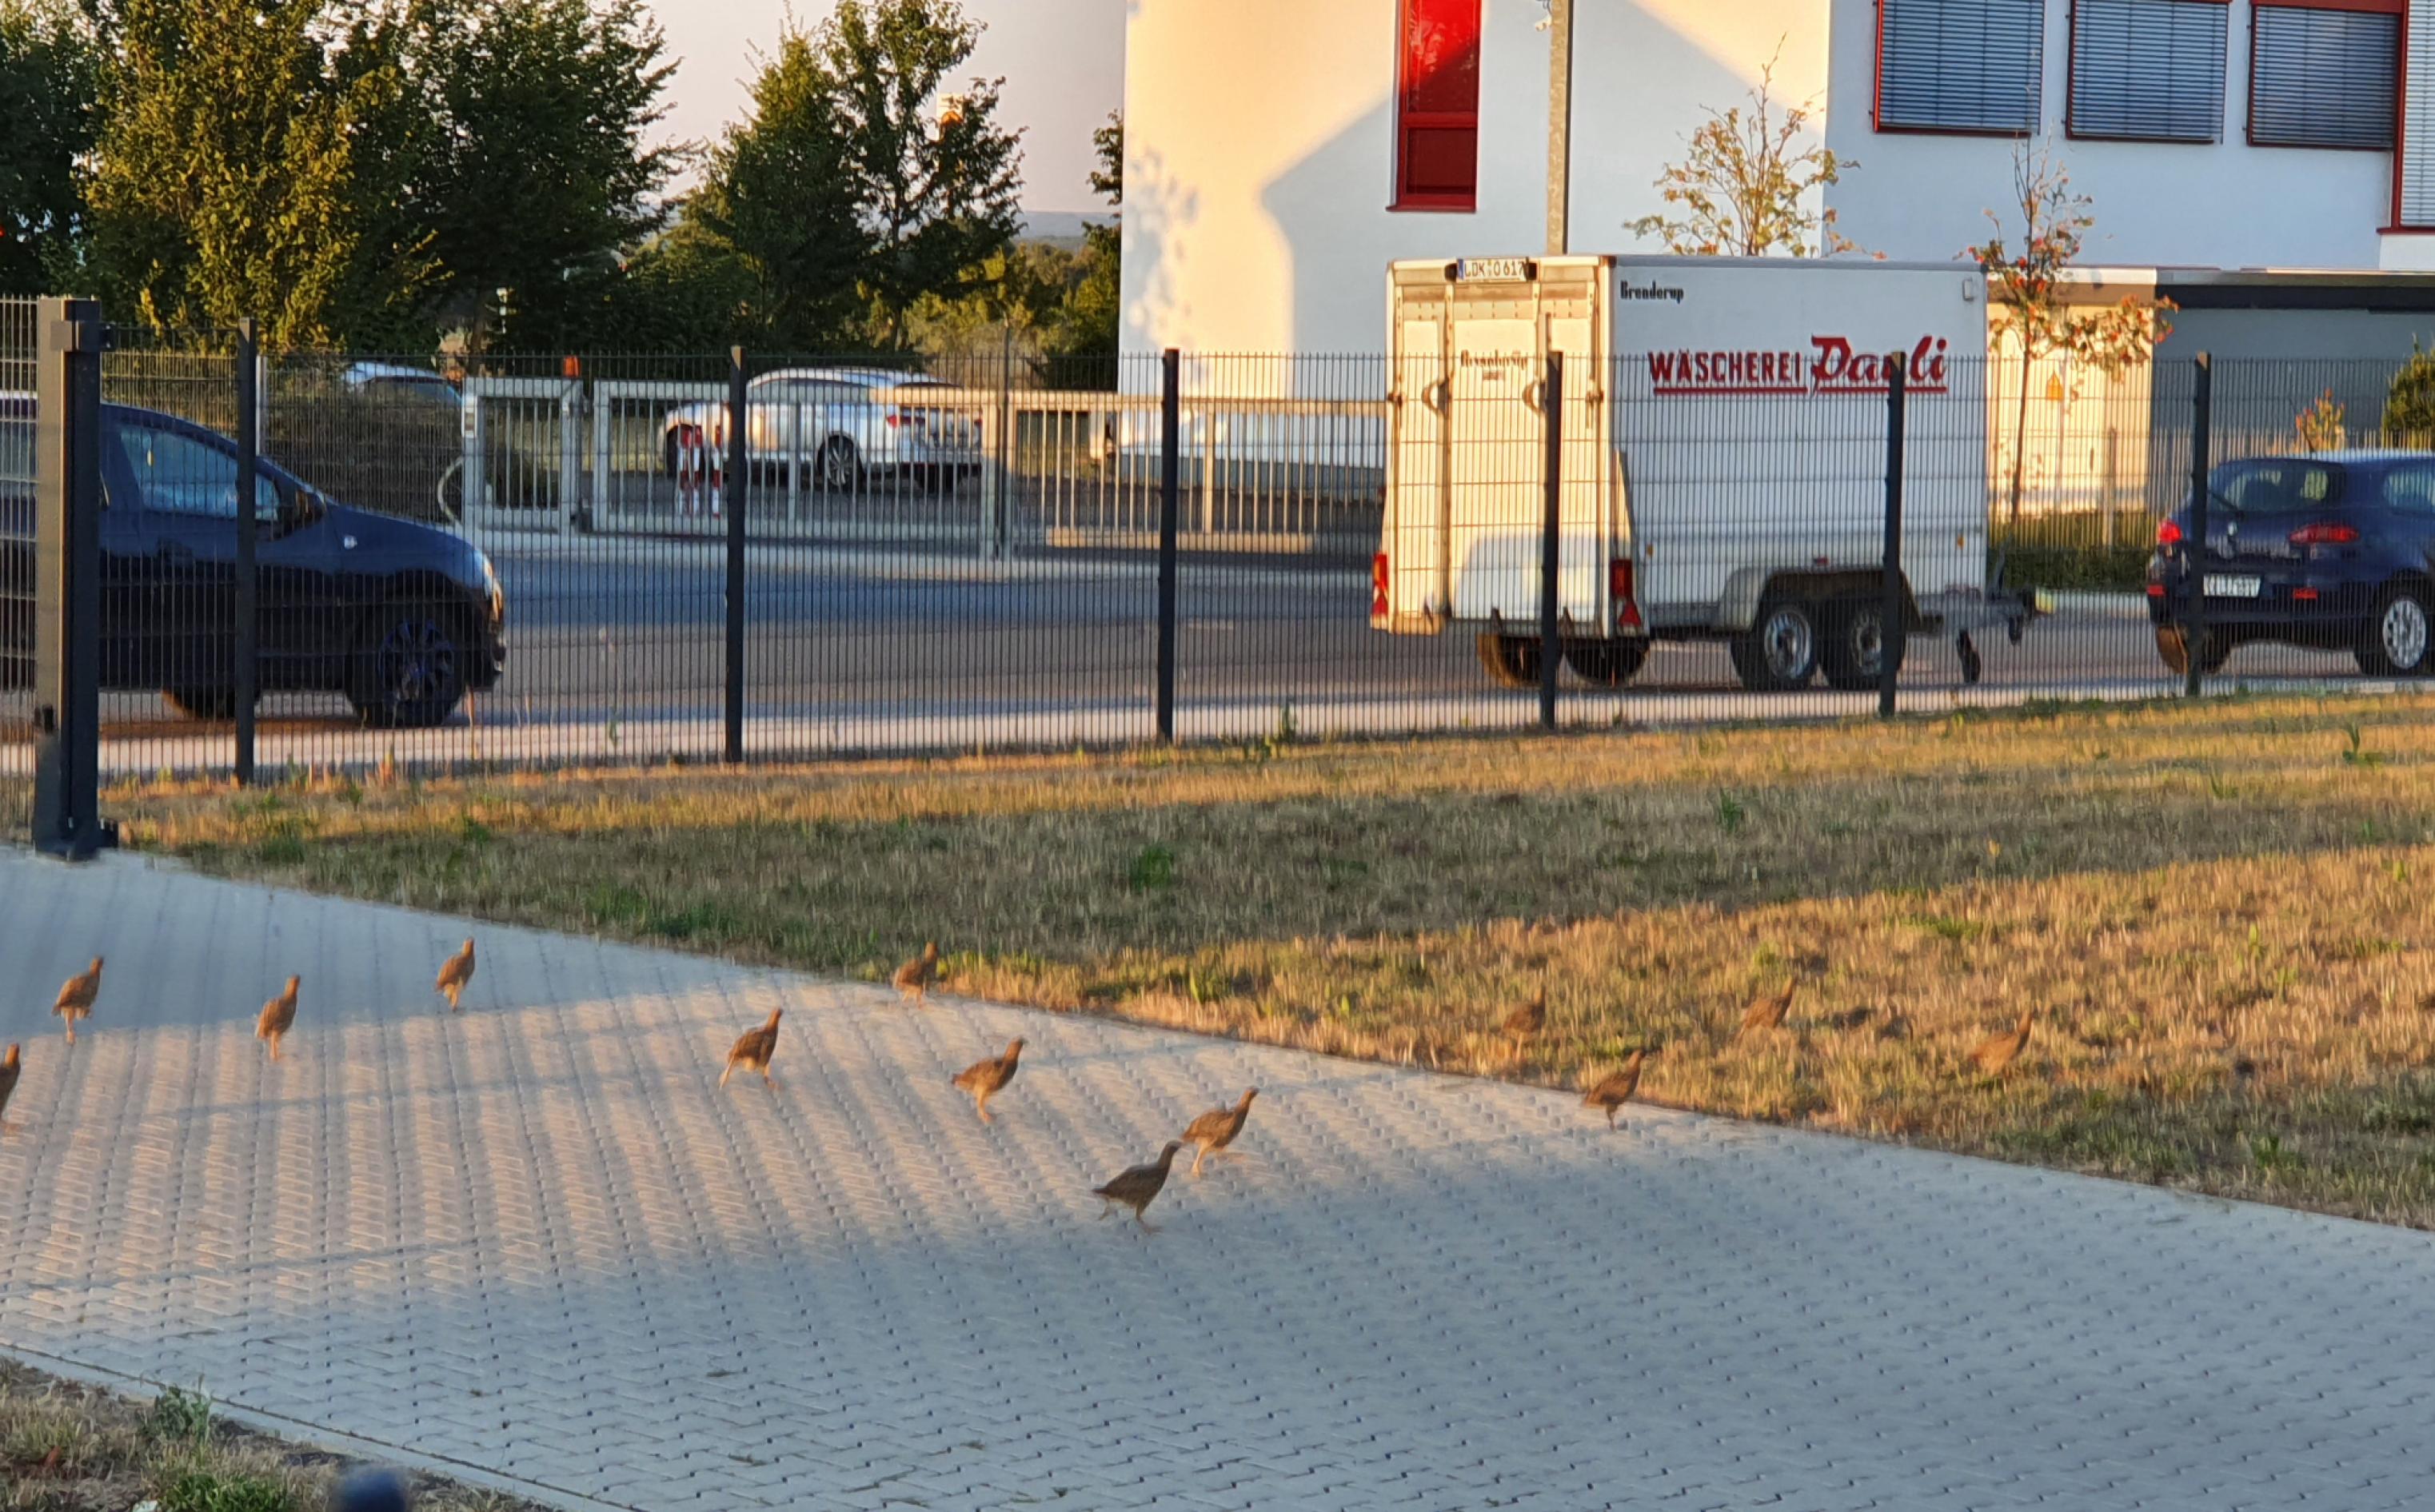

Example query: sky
[644,0,1128,212]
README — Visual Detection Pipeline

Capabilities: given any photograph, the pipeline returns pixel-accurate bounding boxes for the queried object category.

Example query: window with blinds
[1876,0,2046,133]
[2249,2,2401,150]
[2069,0,2226,142]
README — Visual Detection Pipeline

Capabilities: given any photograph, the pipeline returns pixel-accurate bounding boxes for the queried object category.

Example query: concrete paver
[2,848,2434,1510]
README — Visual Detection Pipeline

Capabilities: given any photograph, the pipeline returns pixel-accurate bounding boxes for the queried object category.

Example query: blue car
[2146,450,2435,678]
[2,401,507,726]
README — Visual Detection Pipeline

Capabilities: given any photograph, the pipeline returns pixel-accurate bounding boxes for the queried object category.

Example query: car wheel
[818,436,862,493]
[1475,632,1543,688]
[1728,596,1820,692]
[162,686,240,720]
[1562,637,1648,688]
[1818,600,1904,692]
[349,600,469,729]
[2357,584,2434,676]
[2154,624,2230,677]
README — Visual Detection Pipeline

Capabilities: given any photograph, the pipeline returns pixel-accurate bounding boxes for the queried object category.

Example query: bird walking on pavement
[1182,1087,1259,1177]
[892,941,940,1004]
[435,938,477,1012]
[722,1008,784,1088]
[1582,1050,1649,1129]
[257,975,300,1062]
[1094,1142,1184,1232]
[53,957,102,1045]
[0,1043,19,1131]
[1967,1008,2035,1077]
[952,1038,1024,1123]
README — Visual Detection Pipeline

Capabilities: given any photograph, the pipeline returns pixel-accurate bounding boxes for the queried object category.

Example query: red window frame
[1392,0,1479,212]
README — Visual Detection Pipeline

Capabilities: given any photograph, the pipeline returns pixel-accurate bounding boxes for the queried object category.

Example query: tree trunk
[2007,334,2033,527]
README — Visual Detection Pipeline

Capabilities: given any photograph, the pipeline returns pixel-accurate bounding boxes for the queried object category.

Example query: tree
[2385,347,2435,441]
[1969,138,2170,525]
[0,0,98,295]
[693,25,868,350]
[612,215,765,352]
[1043,110,1120,376]
[819,0,1024,346]
[409,0,677,349]
[1627,49,1854,257]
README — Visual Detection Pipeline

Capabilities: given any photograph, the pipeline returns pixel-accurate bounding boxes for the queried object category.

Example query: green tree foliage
[616,217,764,353]
[2385,348,2435,441]
[1041,109,1121,376]
[1627,50,1854,258]
[819,0,1023,346]
[0,0,98,295]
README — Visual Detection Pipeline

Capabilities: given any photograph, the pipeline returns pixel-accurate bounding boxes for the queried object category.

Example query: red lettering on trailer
[1647,335,1952,397]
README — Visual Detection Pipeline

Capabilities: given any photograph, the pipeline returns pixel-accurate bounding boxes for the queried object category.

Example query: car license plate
[2204,574,2261,598]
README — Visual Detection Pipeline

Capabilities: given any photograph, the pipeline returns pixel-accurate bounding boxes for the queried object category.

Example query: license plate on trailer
[1456,257,1535,283]
[2204,575,2262,598]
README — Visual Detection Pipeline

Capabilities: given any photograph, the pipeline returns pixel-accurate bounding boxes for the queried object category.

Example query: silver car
[660,365,984,492]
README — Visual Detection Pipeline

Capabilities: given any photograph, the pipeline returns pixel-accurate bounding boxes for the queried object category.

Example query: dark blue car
[2,401,506,726]
[2146,450,2435,678]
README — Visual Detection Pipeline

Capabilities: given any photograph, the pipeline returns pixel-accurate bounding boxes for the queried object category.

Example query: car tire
[1818,600,1904,692]
[818,436,862,493]
[1562,637,1648,688]
[1475,632,1544,688]
[162,686,241,721]
[2357,584,2435,676]
[349,599,469,729]
[1728,596,1821,692]
[2154,624,2229,677]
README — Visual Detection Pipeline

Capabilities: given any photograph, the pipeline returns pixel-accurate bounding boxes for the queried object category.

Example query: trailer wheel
[1475,632,1544,688]
[1819,601,1904,692]
[1728,596,1820,692]
[1562,638,1648,688]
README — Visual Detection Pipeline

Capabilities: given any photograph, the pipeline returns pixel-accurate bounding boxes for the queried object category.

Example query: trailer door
[1383,289,1451,626]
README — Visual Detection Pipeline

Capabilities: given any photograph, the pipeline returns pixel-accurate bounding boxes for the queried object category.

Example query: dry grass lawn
[46,692,2435,1229]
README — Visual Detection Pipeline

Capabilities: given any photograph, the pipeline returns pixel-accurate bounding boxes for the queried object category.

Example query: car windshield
[2204,459,2341,514]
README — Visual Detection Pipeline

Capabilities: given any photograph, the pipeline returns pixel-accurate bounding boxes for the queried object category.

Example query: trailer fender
[1718,568,1920,634]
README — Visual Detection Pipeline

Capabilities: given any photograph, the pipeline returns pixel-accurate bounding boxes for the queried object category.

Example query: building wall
[1820,0,2400,272]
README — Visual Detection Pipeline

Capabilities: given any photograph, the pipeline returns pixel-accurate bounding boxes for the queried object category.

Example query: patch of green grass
[1127,844,1176,893]
[160,1469,295,1512]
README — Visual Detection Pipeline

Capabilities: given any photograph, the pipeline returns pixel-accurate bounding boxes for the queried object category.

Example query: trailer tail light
[2156,518,2184,547]
[1371,553,1390,618]
[2293,587,2321,601]
[1609,557,1643,629]
[2288,521,2359,546]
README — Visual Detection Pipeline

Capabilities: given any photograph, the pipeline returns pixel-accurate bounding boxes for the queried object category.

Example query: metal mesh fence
[26,337,2435,780]
[0,297,36,761]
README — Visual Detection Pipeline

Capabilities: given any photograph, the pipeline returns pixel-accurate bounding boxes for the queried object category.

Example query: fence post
[1878,349,1908,720]
[30,297,105,857]
[1156,349,1181,742]
[992,320,1013,560]
[234,319,260,784]
[725,346,748,763]
[2185,353,2211,699]
[1539,352,1564,731]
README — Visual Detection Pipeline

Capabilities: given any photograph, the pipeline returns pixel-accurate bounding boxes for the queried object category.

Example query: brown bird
[1181,1087,1259,1177]
[721,1008,783,1088]
[1732,978,1800,1043]
[1582,1049,1649,1129]
[892,941,940,1004]
[1093,1141,1184,1231]
[951,1038,1025,1123]
[1967,1008,2035,1076]
[435,938,477,1011]
[1502,983,1548,1042]
[0,1043,19,1130]
[53,957,102,1045]
[256,975,300,1062]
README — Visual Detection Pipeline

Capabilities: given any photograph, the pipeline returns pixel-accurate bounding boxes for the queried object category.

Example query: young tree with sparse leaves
[1627,50,1854,257]
[1969,138,2172,525]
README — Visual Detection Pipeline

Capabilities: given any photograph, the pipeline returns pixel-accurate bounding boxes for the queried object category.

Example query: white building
[1120,0,2435,357]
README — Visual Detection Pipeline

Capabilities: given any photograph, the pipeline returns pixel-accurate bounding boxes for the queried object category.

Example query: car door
[110,418,281,696]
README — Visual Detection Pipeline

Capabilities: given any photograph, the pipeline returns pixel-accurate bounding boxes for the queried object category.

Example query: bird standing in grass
[435,938,477,1012]
[0,1043,19,1131]
[1583,1049,1649,1129]
[1181,1087,1259,1177]
[1502,984,1547,1043]
[1732,977,1800,1044]
[257,975,300,1062]
[892,942,940,1004]
[1968,1008,2035,1076]
[952,1038,1024,1123]
[1094,1142,1184,1231]
[53,957,101,1045]
[722,1008,783,1088]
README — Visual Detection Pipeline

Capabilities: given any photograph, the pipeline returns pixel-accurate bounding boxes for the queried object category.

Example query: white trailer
[1375,255,2028,691]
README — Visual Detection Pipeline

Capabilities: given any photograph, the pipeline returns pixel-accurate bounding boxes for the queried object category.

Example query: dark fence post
[30,297,105,857]
[2184,353,2212,699]
[1539,352,1564,731]
[1156,348,1180,742]
[1878,349,1908,720]
[234,318,259,785]
[725,346,748,763]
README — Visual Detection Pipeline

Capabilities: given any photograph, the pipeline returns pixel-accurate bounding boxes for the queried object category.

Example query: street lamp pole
[1544,0,1575,255]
